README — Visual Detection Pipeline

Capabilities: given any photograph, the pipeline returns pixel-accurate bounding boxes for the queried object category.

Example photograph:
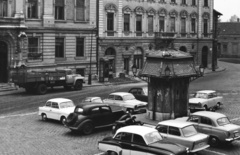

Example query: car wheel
[107,151,117,155]
[74,80,83,90]
[204,105,208,111]
[37,84,47,95]
[82,122,94,135]
[60,116,66,125]
[209,136,220,147]
[66,113,78,126]
[216,102,221,109]
[127,108,134,114]
[42,114,47,121]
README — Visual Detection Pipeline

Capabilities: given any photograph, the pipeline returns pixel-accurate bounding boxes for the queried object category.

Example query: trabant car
[176,111,240,146]
[38,98,75,124]
[156,120,209,153]
[189,90,223,111]
[103,92,148,114]
[98,125,189,155]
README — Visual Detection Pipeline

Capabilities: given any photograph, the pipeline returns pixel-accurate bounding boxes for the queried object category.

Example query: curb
[204,67,226,75]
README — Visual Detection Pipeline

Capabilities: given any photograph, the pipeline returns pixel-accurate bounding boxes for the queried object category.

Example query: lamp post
[88,28,94,85]
[199,64,205,76]
[132,64,137,77]
[164,65,171,77]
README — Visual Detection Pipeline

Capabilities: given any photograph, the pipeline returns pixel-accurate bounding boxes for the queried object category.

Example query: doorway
[202,46,208,68]
[0,41,8,82]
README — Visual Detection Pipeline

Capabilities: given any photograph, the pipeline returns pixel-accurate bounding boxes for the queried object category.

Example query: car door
[156,124,168,139]
[207,93,215,108]
[167,126,184,147]
[197,116,213,135]
[118,132,132,155]
[43,101,53,118]
[51,102,61,120]
[131,134,149,155]
[100,106,113,125]
[89,107,103,127]
[129,88,139,99]
[114,95,124,107]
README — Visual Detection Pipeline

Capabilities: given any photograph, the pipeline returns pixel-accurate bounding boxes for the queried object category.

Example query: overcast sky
[214,0,240,22]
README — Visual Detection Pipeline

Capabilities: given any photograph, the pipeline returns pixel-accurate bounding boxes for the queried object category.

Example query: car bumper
[191,145,210,153]
[225,136,240,142]
[134,108,147,114]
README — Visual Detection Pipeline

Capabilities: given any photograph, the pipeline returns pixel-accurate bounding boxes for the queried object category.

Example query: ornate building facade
[98,0,214,79]
[0,0,97,83]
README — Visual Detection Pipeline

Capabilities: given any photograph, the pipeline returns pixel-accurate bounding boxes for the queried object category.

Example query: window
[223,44,227,53]
[115,96,123,101]
[159,16,165,32]
[27,0,38,18]
[124,14,130,31]
[101,106,111,113]
[107,12,114,31]
[121,132,132,142]
[55,38,64,58]
[108,95,114,100]
[28,38,39,53]
[76,38,84,57]
[181,18,186,33]
[204,0,208,7]
[76,68,85,76]
[76,0,85,21]
[133,134,146,145]
[148,15,154,33]
[203,19,208,37]
[136,15,142,32]
[52,102,59,109]
[134,55,143,69]
[200,117,212,125]
[191,18,196,33]
[156,125,168,134]
[192,0,196,6]
[170,17,175,32]
[0,0,7,17]
[188,115,199,123]
[169,126,181,136]
[46,102,51,107]
[55,0,64,20]
[182,0,186,4]
[91,107,100,115]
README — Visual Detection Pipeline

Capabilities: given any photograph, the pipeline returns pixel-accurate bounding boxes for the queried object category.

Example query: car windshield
[59,101,75,108]
[144,131,163,144]
[182,125,198,137]
[217,117,231,126]
[143,87,148,95]
[123,94,135,100]
[195,93,208,99]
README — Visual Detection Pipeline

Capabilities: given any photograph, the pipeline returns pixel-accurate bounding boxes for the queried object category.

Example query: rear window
[182,125,197,137]
[59,101,75,108]
[75,107,84,114]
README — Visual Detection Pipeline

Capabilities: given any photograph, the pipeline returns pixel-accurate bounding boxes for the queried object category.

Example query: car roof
[158,120,194,128]
[110,92,132,96]
[47,98,72,103]
[116,125,157,136]
[192,111,226,119]
[197,90,216,93]
[85,97,101,100]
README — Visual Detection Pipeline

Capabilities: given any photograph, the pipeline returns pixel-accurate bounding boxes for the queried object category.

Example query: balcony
[27,52,43,61]
[155,32,177,38]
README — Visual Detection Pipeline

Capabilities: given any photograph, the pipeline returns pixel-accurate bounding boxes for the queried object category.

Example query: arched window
[105,3,118,36]
[202,12,210,37]
[190,12,198,33]
[158,8,167,32]
[122,6,132,32]
[134,47,143,69]
[169,10,178,32]
[134,6,145,36]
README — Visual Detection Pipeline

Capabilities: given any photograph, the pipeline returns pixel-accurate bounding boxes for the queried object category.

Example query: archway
[0,41,8,82]
[179,46,187,52]
[202,46,208,68]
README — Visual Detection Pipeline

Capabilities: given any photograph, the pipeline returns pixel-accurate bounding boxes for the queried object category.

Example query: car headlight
[186,147,190,153]
[225,131,231,137]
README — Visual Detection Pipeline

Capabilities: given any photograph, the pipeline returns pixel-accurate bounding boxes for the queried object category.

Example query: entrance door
[202,46,208,68]
[124,58,129,74]
[0,41,8,82]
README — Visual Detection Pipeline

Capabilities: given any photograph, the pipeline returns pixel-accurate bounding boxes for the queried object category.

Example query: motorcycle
[112,115,143,134]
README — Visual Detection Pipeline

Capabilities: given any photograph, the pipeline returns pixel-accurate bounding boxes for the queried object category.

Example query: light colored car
[176,111,240,146]
[103,92,148,113]
[82,97,103,103]
[189,90,223,111]
[156,120,209,153]
[98,125,189,155]
[38,98,75,124]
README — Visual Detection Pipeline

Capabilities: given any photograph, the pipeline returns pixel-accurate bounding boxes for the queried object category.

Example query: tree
[229,15,239,22]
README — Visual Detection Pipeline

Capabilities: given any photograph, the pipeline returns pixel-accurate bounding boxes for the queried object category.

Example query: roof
[116,125,157,136]
[47,98,72,103]
[218,22,240,35]
[110,92,132,96]
[192,111,226,120]
[158,120,194,128]
[197,90,216,94]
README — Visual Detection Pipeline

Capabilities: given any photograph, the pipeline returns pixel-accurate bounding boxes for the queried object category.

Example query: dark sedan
[128,87,148,102]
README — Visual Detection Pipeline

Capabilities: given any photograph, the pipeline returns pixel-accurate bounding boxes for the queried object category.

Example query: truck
[11,68,85,95]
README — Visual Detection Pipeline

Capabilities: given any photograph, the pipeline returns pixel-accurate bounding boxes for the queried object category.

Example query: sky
[214,0,240,22]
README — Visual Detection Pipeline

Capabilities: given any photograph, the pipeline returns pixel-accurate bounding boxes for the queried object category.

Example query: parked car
[82,97,103,103]
[176,111,240,146]
[98,125,189,155]
[189,90,223,111]
[103,92,148,114]
[38,98,75,124]
[128,86,148,102]
[156,120,209,153]
[64,103,125,135]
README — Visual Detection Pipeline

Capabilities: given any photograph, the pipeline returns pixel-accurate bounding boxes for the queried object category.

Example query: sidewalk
[0,64,226,96]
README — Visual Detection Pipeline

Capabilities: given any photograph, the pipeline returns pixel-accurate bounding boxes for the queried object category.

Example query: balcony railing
[28,52,43,60]
[155,32,177,38]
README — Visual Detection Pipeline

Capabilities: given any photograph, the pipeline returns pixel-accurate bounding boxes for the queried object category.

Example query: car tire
[82,122,94,135]
[127,108,134,114]
[204,105,208,111]
[216,102,221,109]
[107,151,117,155]
[74,80,83,90]
[42,114,47,121]
[209,136,220,147]
[66,113,78,126]
[60,116,66,125]
[37,84,47,95]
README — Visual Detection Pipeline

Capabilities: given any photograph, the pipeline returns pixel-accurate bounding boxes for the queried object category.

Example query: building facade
[218,22,240,58]
[98,0,214,80]
[0,0,97,83]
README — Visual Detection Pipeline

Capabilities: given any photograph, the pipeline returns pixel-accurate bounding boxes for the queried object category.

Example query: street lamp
[199,64,205,76]
[132,64,137,77]
[88,28,94,85]
[164,65,171,77]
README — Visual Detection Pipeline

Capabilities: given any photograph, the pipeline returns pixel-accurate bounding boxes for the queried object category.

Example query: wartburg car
[156,120,209,153]
[38,98,75,124]
[98,125,189,155]
[103,92,148,114]
[176,111,240,146]
[189,90,223,111]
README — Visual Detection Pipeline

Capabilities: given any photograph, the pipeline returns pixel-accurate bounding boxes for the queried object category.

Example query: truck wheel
[82,122,94,135]
[74,81,82,90]
[37,84,47,95]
